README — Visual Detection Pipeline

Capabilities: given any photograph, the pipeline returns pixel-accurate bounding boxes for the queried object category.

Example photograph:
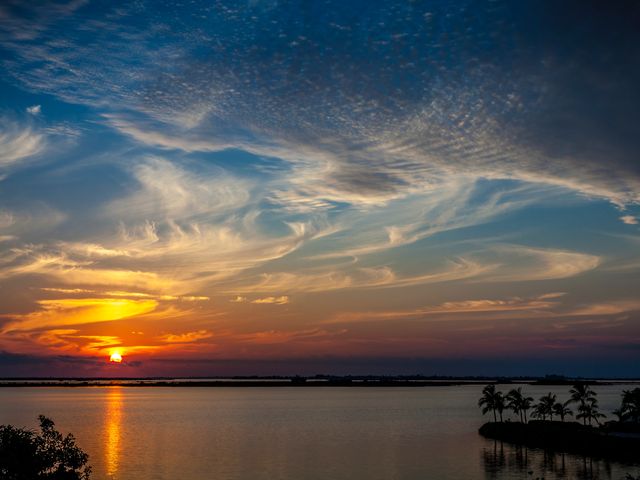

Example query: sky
[1,0,639,377]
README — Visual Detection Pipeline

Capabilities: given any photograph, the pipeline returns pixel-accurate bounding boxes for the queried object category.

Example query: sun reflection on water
[104,387,123,478]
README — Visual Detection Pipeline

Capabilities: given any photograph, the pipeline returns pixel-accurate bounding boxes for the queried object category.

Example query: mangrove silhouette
[0,415,91,479]
[478,384,640,462]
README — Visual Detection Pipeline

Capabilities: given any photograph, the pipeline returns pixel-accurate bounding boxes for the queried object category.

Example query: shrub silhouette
[0,415,91,479]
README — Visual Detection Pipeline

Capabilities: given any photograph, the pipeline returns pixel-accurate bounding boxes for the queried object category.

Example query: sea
[1,383,639,479]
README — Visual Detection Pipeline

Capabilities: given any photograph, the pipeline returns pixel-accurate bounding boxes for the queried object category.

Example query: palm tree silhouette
[569,383,597,406]
[612,407,627,422]
[495,392,506,422]
[553,400,573,422]
[479,384,505,422]
[576,401,606,426]
[538,393,557,421]
[570,383,599,425]
[620,388,640,423]
[520,395,533,423]
[507,387,534,423]
[531,403,547,420]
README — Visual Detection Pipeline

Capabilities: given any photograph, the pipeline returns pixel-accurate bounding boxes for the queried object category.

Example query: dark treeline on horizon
[2,374,640,388]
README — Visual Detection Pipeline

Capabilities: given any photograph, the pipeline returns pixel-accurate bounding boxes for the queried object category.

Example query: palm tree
[520,395,534,423]
[570,383,599,425]
[531,403,547,420]
[538,393,557,421]
[576,401,606,426]
[506,388,524,422]
[506,387,535,423]
[612,407,627,422]
[620,388,640,423]
[570,383,597,407]
[495,392,506,422]
[479,384,501,422]
[553,400,573,422]
[505,387,522,422]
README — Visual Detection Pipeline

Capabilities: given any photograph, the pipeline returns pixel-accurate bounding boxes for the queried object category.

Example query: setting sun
[109,352,123,363]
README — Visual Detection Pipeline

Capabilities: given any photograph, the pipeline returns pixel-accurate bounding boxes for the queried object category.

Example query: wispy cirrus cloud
[108,156,252,220]
[227,257,491,295]
[326,294,640,331]
[0,244,180,293]
[0,118,46,169]
[327,293,567,324]
[473,245,601,282]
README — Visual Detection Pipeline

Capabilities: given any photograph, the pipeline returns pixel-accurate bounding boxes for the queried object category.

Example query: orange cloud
[251,296,290,305]
[157,330,213,343]
[4,298,158,332]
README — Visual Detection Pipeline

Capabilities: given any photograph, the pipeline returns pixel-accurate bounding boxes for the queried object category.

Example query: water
[0,384,638,479]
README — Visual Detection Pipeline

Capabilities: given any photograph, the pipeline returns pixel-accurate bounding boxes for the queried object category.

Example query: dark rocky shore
[479,420,640,462]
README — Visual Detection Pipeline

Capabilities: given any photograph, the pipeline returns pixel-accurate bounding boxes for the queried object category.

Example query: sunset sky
[1,0,639,377]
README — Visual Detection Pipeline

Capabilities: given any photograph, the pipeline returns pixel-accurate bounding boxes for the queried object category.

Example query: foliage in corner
[0,415,91,480]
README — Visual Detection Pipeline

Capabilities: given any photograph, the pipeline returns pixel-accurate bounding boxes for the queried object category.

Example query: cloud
[226,244,599,296]
[4,297,158,332]
[1,1,639,369]
[26,105,41,115]
[328,293,566,324]
[33,329,122,354]
[0,205,66,239]
[41,287,94,294]
[0,118,45,168]
[102,114,234,153]
[251,296,289,305]
[303,179,554,261]
[327,294,640,329]
[230,295,291,305]
[475,246,601,282]
[40,287,209,303]
[229,258,491,294]
[109,156,252,220]
[158,330,213,344]
[0,211,14,228]
[3,2,639,208]
[0,245,181,293]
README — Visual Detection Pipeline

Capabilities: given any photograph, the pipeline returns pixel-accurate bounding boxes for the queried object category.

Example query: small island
[478,384,640,461]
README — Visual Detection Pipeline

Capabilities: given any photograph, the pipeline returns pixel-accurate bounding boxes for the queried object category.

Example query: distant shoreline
[2,377,640,388]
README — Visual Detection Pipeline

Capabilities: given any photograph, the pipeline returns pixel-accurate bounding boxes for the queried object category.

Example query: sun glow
[109,351,123,363]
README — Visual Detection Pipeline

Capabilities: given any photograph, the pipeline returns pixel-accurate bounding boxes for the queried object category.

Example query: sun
[109,352,123,363]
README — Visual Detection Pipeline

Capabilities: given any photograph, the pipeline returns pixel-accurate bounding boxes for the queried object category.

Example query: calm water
[1,384,638,480]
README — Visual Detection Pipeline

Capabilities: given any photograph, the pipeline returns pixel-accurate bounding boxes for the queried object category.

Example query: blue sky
[0,0,639,377]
